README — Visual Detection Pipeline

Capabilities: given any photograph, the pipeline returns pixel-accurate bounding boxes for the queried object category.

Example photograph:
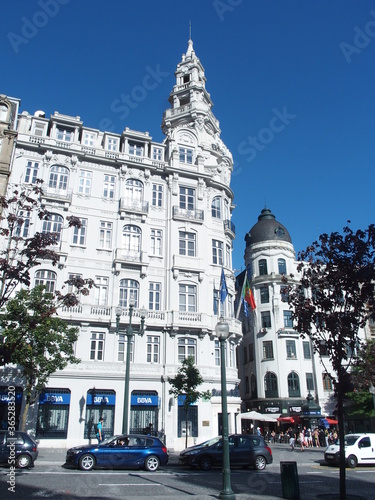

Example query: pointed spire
[186,38,194,58]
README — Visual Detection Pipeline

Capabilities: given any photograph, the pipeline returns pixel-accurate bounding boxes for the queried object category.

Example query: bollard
[280,461,300,500]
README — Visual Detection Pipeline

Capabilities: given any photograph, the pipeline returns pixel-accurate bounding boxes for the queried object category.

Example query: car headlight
[185,450,201,456]
[69,449,83,455]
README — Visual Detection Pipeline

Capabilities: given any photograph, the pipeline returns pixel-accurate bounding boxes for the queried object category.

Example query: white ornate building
[1,40,242,450]
[237,208,339,427]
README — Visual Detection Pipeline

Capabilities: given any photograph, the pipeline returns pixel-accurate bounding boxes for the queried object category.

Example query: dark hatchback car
[180,434,273,471]
[66,434,168,471]
[0,431,39,468]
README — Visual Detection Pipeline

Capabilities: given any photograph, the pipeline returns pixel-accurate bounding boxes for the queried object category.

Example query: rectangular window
[286,339,297,359]
[150,229,162,256]
[179,187,195,210]
[260,286,269,304]
[226,245,231,268]
[94,276,108,306]
[215,340,220,366]
[261,311,271,329]
[249,343,254,362]
[152,184,163,207]
[33,123,45,137]
[263,341,274,359]
[78,170,92,195]
[103,175,115,199]
[278,258,287,274]
[178,337,197,362]
[149,282,161,311]
[152,147,162,161]
[259,259,268,276]
[179,284,196,312]
[212,240,224,265]
[128,142,143,156]
[322,373,333,391]
[245,376,249,394]
[303,341,311,359]
[56,128,73,142]
[15,210,30,238]
[179,147,193,164]
[24,161,39,184]
[118,334,133,362]
[107,137,118,151]
[67,273,82,294]
[179,231,196,257]
[72,219,87,246]
[147,336,160,363]
[306,373,314,391]
[90,333,105,361]
[84,132,95,147]
[99,221,112,249]
[283,310,293,328]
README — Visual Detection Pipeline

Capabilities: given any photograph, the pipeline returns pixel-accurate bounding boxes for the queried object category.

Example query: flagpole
[235,269,247,319]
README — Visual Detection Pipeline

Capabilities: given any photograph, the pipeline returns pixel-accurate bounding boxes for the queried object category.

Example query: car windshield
[201,437,222,447]
[99,436,118,446]
[345,435,360,446]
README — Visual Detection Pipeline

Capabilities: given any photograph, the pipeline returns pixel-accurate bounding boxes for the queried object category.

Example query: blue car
[65,434,168,472]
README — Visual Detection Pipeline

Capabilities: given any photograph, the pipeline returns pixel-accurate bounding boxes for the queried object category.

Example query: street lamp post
[215,317,235,500]
[115,302,145,435]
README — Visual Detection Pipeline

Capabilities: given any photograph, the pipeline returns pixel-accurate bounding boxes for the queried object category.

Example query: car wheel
[144,455,160,472]
[199,455,213,471]
[347,455,357,469]
[16,454,32,469]
[79,454,96,471]
[254,455,267,471]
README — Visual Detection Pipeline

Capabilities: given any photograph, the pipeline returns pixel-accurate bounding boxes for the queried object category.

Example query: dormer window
[33,122,46,137]
[128,142,143,157]
[56,127,73,142]
[106,137,118,151]
[179,147,193,165]
[0,103,9,122]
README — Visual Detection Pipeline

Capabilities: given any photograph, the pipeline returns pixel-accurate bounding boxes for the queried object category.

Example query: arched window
[278,258,287,275]
[259,259,268,276]
[211,196,221,219]
[287,372,301,397]
[264,372,278,398]
[119,279,139,308]
[122,225,141,254]
[49,165,69,192]
[34,270,57,292]
[125,179,143,205]
[42,214,63,242]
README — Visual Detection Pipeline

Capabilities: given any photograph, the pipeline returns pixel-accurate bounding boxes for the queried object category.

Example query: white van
[324,433,375,468]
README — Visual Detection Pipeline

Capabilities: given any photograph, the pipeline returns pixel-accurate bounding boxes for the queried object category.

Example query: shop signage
[86,393,116,405]
[39,392,71,405]
[131,395,158,406]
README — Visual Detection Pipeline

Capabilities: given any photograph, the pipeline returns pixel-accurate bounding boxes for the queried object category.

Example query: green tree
[168,356,210,449]
[0,285,80,430]
[0,182,93,365]
[283,224,375,499]
[346,339,375,417]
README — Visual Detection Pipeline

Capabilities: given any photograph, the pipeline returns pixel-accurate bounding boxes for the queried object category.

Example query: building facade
[1,40,242,450]
[0,94,19,198]
[237,208,339,427]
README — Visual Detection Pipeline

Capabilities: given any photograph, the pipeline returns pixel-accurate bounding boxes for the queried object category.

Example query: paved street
[1,443,373,499]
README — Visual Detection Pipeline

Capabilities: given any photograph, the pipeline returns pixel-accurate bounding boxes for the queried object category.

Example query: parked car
[179,434,273,471]
[0,430,39,468]
[66,434,168,471]
[324,433,375,468]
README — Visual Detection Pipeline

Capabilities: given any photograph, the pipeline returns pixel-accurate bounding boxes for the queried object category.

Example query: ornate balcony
[120,198,149,220]
[172,206,204,223]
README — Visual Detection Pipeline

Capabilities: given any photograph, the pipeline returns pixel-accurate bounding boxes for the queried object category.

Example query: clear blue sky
[2,0,375,272]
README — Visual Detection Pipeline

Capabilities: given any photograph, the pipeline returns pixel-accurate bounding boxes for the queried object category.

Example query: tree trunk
[20,400,30,432]
[338,370,346,499]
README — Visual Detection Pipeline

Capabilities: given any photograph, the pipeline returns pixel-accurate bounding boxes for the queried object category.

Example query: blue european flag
[220,268,228,303]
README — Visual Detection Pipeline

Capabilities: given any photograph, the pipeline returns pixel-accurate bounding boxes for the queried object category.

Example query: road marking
[98,483,163,486]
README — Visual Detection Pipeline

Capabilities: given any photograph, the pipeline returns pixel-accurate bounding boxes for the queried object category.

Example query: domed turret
[245,208,292,247]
